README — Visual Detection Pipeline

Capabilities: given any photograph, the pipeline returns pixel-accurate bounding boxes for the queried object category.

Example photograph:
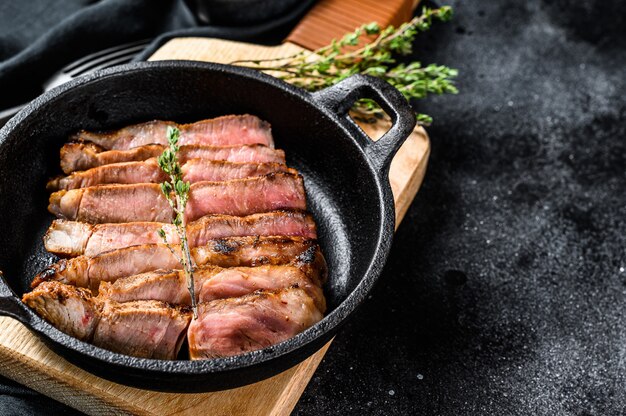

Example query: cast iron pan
[0,61,416,392]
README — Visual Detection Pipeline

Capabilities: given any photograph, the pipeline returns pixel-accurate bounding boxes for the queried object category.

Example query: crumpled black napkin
[0,0,313,414]
[0,0,315,110]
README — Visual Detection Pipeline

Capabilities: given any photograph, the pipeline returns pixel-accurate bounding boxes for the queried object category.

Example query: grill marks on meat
[188,211,317,250]
[193,236,327,284]
[26,114,328,360]
[48,174,306,223]
[22,281,191,360]
[99,265,326,313]
[44,211,317,257]
[188,287,323,359]
[31,244,182,290]
[59,143,286,174]
[48,159,166,191]
[35,236,326,291]
[71,115,273,150]
[48,159,294,191]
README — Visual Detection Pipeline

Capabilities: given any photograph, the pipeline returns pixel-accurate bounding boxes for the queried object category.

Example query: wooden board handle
[285,0,417,50]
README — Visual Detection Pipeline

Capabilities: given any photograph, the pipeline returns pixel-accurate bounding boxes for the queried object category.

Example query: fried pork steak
[24,114,327,360]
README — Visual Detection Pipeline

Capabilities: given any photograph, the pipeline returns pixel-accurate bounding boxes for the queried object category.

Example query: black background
[1,0,625,414]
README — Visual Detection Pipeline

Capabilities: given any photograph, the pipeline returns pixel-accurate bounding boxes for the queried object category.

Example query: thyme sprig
[156,127,197,318]
[231,6,458,126]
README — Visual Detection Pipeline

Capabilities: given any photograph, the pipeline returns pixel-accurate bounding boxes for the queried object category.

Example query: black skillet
[0,61,416,392]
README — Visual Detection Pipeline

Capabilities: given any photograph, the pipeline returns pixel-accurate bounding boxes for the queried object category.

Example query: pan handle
[312,74,416,172]
[0,273,31,325]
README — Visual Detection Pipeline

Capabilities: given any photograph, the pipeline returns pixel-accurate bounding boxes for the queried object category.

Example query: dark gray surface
[0,0,625,414]
[294,0,626,414]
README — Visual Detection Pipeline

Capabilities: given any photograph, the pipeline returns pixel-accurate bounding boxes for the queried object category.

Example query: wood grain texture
[0,20,430,416]
[285,0,416,50]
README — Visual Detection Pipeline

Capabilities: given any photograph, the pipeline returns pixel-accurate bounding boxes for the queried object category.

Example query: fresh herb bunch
[232,6,458,125]
[156,126,197,318]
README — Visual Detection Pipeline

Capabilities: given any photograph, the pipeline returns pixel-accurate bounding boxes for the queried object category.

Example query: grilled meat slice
[48,159,295,191]
[185,173,306,221]
[181,160,295,184]
[59,143,286,174]
[22,281,190,359]
[35,236,326,289]
[188,211,317,251]
[92,299,191,360]
[99,270,191,305]
[60,143,163,174]
[196,266,326,311]
[48,159,165,191]
[22,281,100,341]
[44,211,317,257]
[48,174,306,223]
[188,287,323,359]
[99,265,326,312]
[31,244,182,290]
[44,220,176,257]
[193,236,328,284]
[71,114,273,150]
[48,183,172,223]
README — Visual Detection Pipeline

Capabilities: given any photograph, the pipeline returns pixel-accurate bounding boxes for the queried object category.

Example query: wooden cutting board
[0,0,430,414]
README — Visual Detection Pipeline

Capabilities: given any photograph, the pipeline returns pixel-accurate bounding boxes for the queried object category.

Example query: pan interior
[0,63,384,342]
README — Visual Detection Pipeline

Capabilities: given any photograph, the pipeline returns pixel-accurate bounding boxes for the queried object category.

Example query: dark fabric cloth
[0,0,315,109]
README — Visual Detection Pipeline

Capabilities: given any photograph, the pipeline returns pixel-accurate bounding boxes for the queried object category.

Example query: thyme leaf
[231,6,458,126]
[157,126,197,318]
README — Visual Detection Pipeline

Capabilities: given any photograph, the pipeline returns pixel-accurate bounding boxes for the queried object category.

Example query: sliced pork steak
[99,265,326,312]
[23,281,191,359]
[188,211,317,250]
[48,159,166,191]
[72,114,273,150]
[48,173,306,223]
[22,281,100,341]
[59,143,286,174]
[93,299,191,360]
[193,236,327,283]
[35,236,326,290]
[48,183,172,223]
[181,160,295,184]
[99,270,192,305]
[31,244,182,290]
[44,211,317,257]
[25,113,328,361]
[185,173,306,221]
[196,265,326,311]
[188,287,323,359]
[44,220,177,257]
[48,159,295,191]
